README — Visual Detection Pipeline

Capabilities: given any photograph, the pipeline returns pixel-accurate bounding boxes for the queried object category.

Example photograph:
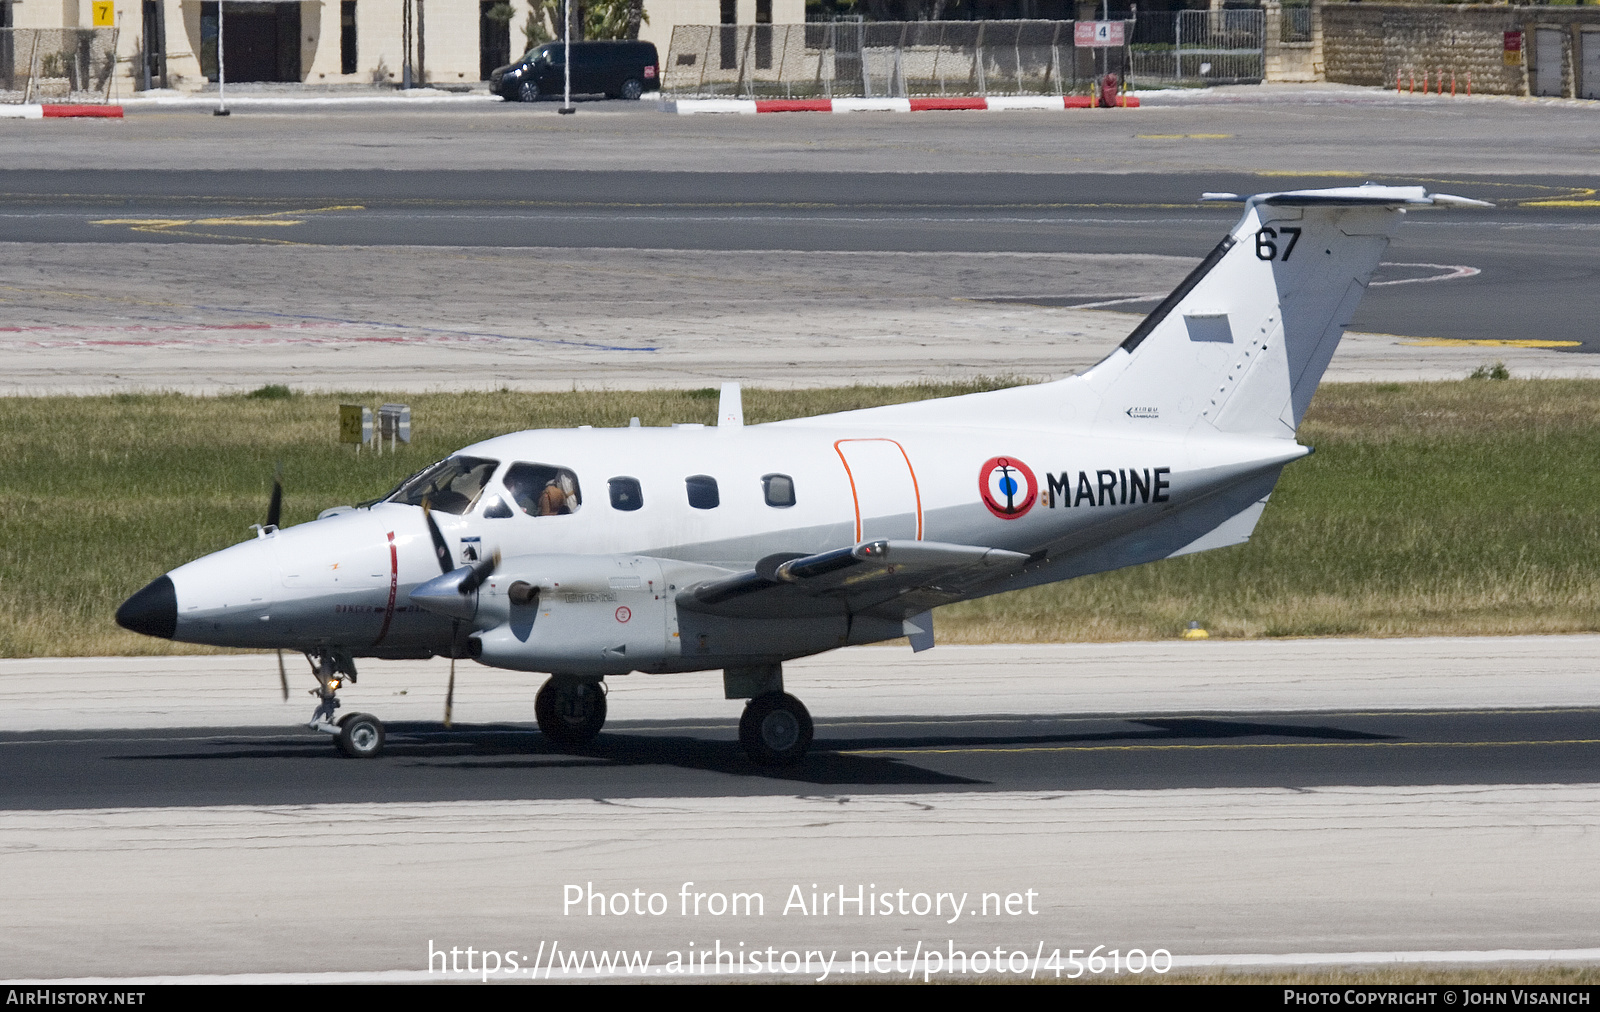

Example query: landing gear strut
[535,675,608,749]
[305,651,386,758]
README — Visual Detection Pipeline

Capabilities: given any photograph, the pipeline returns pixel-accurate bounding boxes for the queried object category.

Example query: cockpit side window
[504,462,582,517]
[387,456,500,515]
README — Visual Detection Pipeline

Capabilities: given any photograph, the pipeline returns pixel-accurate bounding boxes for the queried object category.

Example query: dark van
[490,41,659,102]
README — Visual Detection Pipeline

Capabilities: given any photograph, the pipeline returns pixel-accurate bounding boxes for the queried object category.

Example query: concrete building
[0,0,800,92]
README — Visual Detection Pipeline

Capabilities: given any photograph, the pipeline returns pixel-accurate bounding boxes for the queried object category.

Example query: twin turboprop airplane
[116,184,1488,765]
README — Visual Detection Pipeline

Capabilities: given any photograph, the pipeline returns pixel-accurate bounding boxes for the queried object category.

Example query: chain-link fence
[1,28,120,104]
[1131,9,1264,85]
[664,20,1132,99]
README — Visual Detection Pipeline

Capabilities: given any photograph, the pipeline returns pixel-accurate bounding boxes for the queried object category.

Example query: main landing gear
[727,663,813,767]
[306,651,386,758]
[739,692,814,766]
[535,675,608,749]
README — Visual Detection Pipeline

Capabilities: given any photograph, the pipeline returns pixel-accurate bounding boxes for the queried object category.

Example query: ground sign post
[1074,21,1125,47]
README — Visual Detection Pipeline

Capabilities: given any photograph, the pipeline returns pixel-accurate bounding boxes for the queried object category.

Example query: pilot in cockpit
[536,473,579,516]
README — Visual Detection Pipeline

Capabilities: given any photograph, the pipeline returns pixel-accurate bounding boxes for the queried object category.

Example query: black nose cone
[116,575,177,639]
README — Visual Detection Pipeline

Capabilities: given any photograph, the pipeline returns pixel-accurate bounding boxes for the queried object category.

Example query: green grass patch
[4,379,1600,657]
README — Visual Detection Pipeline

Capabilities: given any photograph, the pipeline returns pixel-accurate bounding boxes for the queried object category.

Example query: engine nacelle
[470,554,685,675]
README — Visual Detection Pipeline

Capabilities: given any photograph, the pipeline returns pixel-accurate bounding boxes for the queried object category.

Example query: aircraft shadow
[110,715,1393,787]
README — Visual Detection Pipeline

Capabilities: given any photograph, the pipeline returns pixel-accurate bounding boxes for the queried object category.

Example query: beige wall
[25,0,799,91]
[638,0,805,58]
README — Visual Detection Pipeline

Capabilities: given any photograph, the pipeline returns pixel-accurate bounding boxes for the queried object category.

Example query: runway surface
[8,85,1600,175]
[2,639,1599,979]
[2,168,1597,391]
[5,706,1598,811]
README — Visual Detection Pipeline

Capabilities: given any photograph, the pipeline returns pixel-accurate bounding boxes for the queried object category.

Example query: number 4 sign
[1074,21,1126,48]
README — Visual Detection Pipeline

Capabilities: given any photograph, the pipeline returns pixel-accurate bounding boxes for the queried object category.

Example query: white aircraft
[116,185,1487,765]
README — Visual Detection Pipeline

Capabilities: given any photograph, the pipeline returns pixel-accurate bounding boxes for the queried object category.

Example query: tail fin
[1082,185,1490,438]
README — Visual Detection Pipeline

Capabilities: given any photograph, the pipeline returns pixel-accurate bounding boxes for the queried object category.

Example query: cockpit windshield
[386,456,500,515]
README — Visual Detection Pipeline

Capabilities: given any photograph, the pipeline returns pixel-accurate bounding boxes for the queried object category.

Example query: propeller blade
[457,550,501,597]
[277,649,288,702]
[266,463,283,530]
[421,501,453,575]
[444,657,456,728]
[444,621,457,728]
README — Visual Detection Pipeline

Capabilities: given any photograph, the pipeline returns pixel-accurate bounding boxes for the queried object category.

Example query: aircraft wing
[678,540,1033,620]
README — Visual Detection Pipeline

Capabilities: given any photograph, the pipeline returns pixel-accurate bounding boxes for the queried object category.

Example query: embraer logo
[979,456,1039,519]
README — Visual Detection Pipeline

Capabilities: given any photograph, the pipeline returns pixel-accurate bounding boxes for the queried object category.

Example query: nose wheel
[305,651,386,758]
[739,692,813,767]
[335,711,386,758]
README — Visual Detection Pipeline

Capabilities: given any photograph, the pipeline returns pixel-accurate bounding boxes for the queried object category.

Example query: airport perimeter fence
[662,20,1135,99]
[1127,9,1265,86]
[0,28,119,104]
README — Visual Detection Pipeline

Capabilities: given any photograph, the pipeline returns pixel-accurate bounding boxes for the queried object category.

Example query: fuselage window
[685,474,720,510]
[762,473,796,508]
[503,462,582,517]
[609,476,644,511]
[387,456,499,515]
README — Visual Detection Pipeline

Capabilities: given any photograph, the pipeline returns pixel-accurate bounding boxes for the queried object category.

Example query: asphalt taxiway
[2,169,1596,391]
[3,639,1599,979]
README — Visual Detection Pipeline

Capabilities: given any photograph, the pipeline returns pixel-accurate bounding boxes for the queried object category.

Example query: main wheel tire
[535,677,608,748]
[336,712,385,758]
[619,77,643,101]
[518,80,540,102]
[739,692,813,766]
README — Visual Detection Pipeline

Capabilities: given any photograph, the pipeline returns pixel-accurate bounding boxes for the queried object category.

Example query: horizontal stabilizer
[1201,186,1492,209]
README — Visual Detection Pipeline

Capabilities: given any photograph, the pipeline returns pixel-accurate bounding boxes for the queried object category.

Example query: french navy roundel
[978,456,1038,519]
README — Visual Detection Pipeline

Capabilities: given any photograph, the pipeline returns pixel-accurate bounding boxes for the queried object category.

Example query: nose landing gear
[305,651,386,759]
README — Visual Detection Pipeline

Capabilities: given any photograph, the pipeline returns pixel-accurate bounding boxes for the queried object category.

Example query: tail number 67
[1254,226,1302,261]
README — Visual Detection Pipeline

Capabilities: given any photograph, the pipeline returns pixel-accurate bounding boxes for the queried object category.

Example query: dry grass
[941,379,1600,643]
[1086,965,1600,986]
[4,378,1600,656]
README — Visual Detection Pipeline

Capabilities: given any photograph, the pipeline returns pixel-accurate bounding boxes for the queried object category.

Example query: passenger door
[834,438,923,543]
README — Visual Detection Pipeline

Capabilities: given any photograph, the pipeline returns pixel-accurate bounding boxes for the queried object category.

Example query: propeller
[265,465,287,702]
[266,462,283,530]
[458,549,501,596]
[445,622,457,729]
[420,501,499,729]
[421,501,453,574]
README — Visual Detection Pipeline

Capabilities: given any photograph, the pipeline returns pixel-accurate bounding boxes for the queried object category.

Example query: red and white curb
[666,95,1137,115]
[0,104,124,119]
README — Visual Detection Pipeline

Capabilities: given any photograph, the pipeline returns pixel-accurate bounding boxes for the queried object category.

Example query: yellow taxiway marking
[1400,338,1582,348]
[88,205,364,244]
[843,738,1600,757]
[91,217,307,227]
